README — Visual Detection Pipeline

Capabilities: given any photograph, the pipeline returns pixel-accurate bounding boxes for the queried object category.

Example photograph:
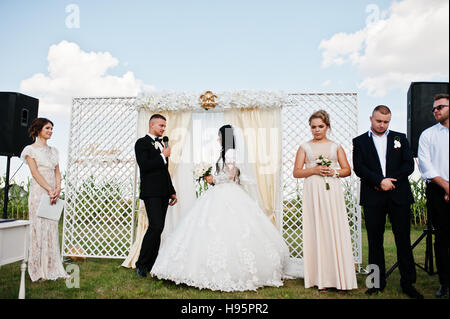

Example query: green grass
[0,226,440,299]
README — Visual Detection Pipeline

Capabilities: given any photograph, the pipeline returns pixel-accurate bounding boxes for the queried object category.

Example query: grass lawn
[0,226,441,299]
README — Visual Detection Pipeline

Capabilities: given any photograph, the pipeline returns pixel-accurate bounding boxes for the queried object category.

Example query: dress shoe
[402,285,424,299]
[365,287,383,295]
[436,285,449,298]
[136,267,147,278]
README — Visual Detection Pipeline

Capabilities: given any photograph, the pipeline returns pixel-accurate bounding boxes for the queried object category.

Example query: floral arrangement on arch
[135,90,287,112]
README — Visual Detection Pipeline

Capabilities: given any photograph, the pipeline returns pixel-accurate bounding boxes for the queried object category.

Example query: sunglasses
[432,104,449,113]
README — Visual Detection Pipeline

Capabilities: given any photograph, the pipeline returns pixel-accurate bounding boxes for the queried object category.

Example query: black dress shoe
[136,267,147,278]
[365,287,382,295]
[436,285,449,298]
[402,285,424,299]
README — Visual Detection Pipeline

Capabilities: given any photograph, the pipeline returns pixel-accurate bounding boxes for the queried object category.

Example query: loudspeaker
[407,82,449,157]
[0,92,39,157]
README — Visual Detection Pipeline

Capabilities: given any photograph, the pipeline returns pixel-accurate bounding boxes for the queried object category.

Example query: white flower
[394,140,401,149]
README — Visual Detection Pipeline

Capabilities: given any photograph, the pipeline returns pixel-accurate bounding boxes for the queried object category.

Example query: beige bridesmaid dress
[301,141,357,290]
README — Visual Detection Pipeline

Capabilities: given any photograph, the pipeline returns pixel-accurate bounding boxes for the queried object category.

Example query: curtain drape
[225,107,282,227]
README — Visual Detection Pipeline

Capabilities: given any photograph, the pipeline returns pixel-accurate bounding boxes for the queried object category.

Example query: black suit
[135,134,175,272]
[353,130,416,289]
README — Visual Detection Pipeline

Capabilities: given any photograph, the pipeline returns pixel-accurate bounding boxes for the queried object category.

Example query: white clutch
[36,194,65,221]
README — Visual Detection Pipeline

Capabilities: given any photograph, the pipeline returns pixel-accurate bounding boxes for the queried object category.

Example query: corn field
[409,177,428,228]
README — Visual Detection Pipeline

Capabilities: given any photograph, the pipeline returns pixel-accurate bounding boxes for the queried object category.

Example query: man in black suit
[353,105,423,299]
[134,114,177,278]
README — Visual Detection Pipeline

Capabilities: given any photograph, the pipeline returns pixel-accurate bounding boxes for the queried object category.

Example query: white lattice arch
[62,93,362,268]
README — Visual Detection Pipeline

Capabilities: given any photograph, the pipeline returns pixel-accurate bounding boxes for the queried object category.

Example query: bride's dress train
[150,149,295,292]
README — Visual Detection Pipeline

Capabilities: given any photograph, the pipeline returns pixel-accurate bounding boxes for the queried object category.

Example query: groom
[353,105,423,299]
[134,114,177,278]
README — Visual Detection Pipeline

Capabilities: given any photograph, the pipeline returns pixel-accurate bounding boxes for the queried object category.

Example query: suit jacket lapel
[146,135,169,168]
[366,133,384,176]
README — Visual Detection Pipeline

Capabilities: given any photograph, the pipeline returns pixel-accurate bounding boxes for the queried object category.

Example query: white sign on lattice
[280,93,362,267]
[62,97,138,259]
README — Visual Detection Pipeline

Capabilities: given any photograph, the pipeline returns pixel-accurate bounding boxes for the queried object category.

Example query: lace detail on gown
[20,145,69,282]
[212,149,240,185]
[150,149,296,291]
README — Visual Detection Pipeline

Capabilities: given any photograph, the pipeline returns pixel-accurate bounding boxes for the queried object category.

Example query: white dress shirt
[147,133,167,164]
[418,123,449,182]
[369,129,389,177]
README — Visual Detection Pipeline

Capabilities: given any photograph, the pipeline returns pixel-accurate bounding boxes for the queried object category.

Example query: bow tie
[155,137,162,143]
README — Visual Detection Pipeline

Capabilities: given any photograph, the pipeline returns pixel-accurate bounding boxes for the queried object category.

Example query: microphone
[162,136,169,148]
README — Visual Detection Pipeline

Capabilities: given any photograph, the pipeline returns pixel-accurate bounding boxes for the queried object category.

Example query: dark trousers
[364,201,416,289]
[136,197,169,272]
[426,183,449,286]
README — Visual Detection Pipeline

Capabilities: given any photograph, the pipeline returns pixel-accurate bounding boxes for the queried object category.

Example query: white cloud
[20,40,150,116]
[319,0,449,97]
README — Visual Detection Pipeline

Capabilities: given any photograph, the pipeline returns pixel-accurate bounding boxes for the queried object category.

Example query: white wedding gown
[150,149,293,292]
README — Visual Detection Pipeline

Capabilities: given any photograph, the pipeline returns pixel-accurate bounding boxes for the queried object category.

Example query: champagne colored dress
[301,141,357,290]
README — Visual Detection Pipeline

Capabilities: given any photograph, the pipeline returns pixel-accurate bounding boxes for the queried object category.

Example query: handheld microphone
[163,136,169,148]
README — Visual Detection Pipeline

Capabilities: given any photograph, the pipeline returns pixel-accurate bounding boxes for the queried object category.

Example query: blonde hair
[309,110,331,129]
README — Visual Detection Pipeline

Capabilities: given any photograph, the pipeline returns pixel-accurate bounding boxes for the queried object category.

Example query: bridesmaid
[20,118,68,282]
[293,110,357,292]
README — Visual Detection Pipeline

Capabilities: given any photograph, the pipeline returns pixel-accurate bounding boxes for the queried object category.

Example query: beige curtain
[122,109,192,268]
[225,107,282,227]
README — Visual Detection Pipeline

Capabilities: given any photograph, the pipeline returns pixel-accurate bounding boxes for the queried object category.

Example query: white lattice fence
[62,97,138,259]
[281,93,362,266]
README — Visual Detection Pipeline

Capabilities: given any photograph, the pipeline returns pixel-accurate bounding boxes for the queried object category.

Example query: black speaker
[407,82,449,157]
[0,92,39,157]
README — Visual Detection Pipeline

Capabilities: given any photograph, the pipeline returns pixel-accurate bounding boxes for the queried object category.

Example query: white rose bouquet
[316,155,332,190]
[194,163,213,197]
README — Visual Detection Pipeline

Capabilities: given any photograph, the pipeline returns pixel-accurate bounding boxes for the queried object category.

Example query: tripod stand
[386,216,435,277]
[2,155,12,220]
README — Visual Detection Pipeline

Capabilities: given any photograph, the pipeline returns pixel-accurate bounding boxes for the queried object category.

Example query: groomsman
[353,105,423,299]
[418,93,449,298]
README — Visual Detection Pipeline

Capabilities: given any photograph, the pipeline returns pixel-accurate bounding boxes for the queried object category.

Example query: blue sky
[1,0,388,91]
[1,0,448,182]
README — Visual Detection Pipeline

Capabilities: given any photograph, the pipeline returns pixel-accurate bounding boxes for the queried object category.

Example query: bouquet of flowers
[316,155,332,190]
[194,163,213,197]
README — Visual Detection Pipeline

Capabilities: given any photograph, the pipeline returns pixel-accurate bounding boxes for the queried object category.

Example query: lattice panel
[281,93,362,266]
[62,97,138,259]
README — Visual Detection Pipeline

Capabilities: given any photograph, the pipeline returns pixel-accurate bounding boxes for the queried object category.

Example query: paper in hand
[36,194,65,221]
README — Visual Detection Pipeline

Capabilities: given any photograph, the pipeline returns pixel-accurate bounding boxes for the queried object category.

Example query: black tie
[155,137,162,143]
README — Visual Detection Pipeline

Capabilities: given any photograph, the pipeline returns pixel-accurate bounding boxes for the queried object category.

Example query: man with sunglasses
[418,93,449,298]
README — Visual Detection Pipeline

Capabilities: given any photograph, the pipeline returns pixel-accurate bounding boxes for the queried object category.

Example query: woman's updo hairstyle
[308,110,331,129]
[28,118,54,139]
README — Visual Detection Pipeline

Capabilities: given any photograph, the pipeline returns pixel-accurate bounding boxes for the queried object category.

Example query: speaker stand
[386,218,435,277]
[2,155,11,219]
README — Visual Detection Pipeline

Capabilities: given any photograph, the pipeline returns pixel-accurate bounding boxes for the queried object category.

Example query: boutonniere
[151,141,158,150]
[394,136,401,149]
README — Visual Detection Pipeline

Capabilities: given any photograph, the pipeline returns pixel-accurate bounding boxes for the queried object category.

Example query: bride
[150,125,294,292]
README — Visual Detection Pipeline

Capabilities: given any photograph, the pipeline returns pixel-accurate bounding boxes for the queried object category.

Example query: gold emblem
[199,91,218,110]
